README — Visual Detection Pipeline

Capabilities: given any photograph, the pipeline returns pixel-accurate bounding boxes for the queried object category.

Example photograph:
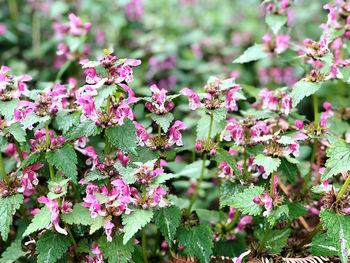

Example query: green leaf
[322,139,350,181]
[95,85,116,109]
[0,239,24,263]
[35,231,71,263]
[196,209,226,224]
[268,202,307,226]
[99,234,134,263]
[197,112,226,139]
[0,194,23,241]
[278,157,298,184]
[61,203,91,226]
[84,170,108,183]
[23,113,50,129]
[122,209,153,244]
[210,108,228,122]
[66,120,102,140]
[255,228,291,254]
[177,224,214,263]
[5,122,26,143]
[129,147,160,164]
[309,232,338,257]
[265,14,288,35]
[0,99,19,121]
[173,160,209,179]
[241,108,279,120]
[16,152,43,172]
[89,215,111,235]
[151,113,174,132]
[213,150,242,180]
[231,186,265,216]
[233,44,268,63]
[55,113,79,133]
[219,180,245,208]
[46,144,78,183]
[23,206,51,237]
[320,209,350,262]
[319,52,333,74]
[291,80,323,107]
[154,206,181,247]
[106,120,138,154]
[253,154,281,175]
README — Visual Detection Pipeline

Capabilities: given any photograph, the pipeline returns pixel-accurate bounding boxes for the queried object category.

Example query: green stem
[64,222,78,250]
[301,139,318,196]
[0,152,9,185]
[297,222,322,250]
[186,153,207,217]
[14,139,23,162]
[337,174,350,200]
[270,172,275,198]
[225,210,240,231]
[157,125,161,168]
[257,222,270,254]
[45,121,55,181]
[141,227,148,263]
[186,113,214,217]
[104,96,110,155]
[32,11,40,59]
[313,94,318,129]
[141,184,148,263]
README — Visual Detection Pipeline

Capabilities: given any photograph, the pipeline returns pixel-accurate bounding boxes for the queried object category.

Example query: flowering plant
[2,1,350,263]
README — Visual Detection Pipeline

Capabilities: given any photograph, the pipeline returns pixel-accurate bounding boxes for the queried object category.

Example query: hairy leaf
[233,44,268,63]
[99,234,134,263]
[0,194,23,241]
[35,231,71,263]
[265,14,287,35]
[122,209,153,244]
[154,206,181,247]
[61,203,91,226]
[151,113,174,132]
[23,206,51,237]
[106,119,138,154]
[46,144,78,183]
[219,180,245,208]
[255,228,291,254]
[177,224,214,263]
[253,154,281,175]
[291,80,323,107]
[231,186,264,216]
[278,157,298,184]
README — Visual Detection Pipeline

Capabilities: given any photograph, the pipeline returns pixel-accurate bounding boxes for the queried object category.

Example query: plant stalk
[301,139,318,196]
[45,121,55,181]
[225,210,240,231]
[0,152,10,185]
[157,124,161,168]
[141,184,148,263]
[14,139,24,162]
[337,173,350,200]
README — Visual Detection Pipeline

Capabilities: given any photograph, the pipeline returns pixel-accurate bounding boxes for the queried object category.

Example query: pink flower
[262,194,273,217]
[168,121,187,147]
[104,220,114,242]
[180,88,203,110]
[225,124,244,145]
[150,187,167,207]
[251,121,269,138]
[320,112,331,127]
[38,196,67,235]
[281,95,292,115]
[259,88,278,111]
[68,13,91,36]
[236,216,252,232]
[227,206,236,224]
[126,0,144,21]
[18,163,43,193]
[75,95,99,121]
[295,120,304,130]
[275,34,290,54]
[133,121,149,146]
[224,86,241,112]
[115,102,135,125]
[218,162,233,178]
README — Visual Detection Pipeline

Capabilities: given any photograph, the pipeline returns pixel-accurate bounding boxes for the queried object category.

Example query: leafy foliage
[99,234,135,263]
[177,224,214,263]
[151,113,174,132]
[122,209,154,244]
[0,194,23,241]
[291,80,323,107]
[23,207,51,237]
[233,44,268,63]
[255,228,291,254]
[253,154,281,175]
[106,120,138,154]
[231,186,265,216]
[154,206,181,247]
[35,231,71,263]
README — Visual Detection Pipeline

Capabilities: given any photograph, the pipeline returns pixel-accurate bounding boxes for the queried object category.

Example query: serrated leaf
[278,157,298,184]
[84,170,108,183]
[0,239,24,262]
[122,209,153,244]
[35,231,71,263]
[15,152,44,174]
[253,154,281,175]
[89,215,111,235]
[196,209,226,224]
[174,160,209,179]
[55,113,79,133]
[0,99,19,121]
[210,108,228,122]
[23,113,50,129]
[241,109,279,120]
[309,232,338,257]
[265,14,288,35]
[219,180,245,208]
[320,209,350,262]
[268,202,307,226]
[231,186,264,216]
[129,147,160,165]
[0,194,23,241]
[95,85,116,109]
[5,122,26,143]
[319,52,333,74]
[66,120,102,140]
[154,206,181,247]
[255,228,291,254]
[322,139,350,181]
[23,206,51,237]
[151,113,174,132]
[233,44,268,63]
[99,234,134,263]
[61,203,91,225]
[177,224,214,263]
[106,120,138,154]
[46,144,78,183]
[291,80,323,107]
